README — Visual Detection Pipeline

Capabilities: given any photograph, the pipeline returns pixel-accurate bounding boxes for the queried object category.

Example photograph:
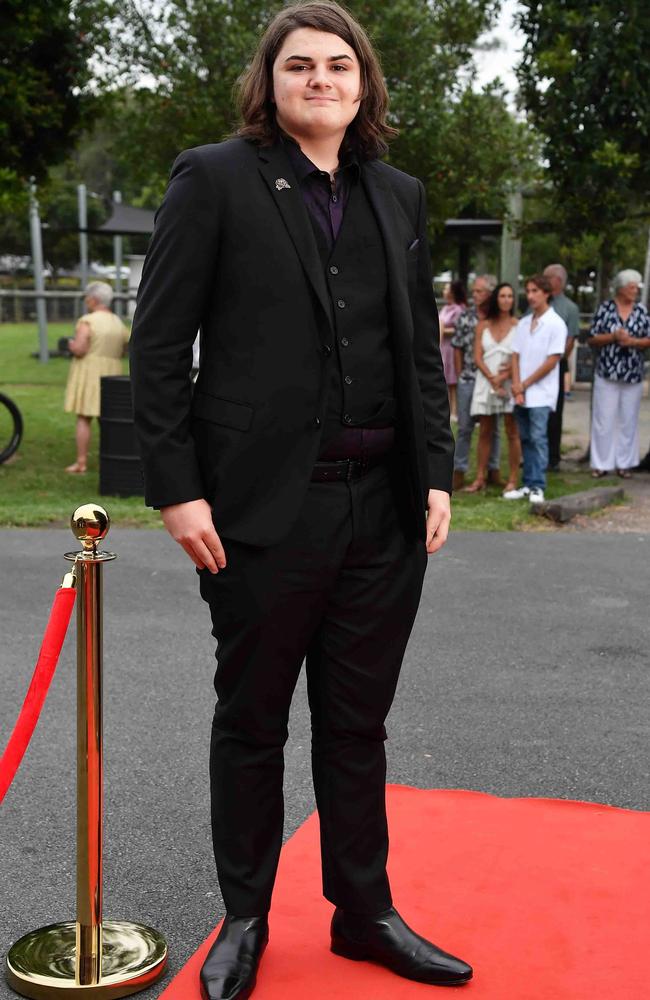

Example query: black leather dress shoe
[331,906,472,986]
[200,915,269,1000]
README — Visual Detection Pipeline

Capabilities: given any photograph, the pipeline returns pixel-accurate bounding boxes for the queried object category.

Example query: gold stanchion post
[6,504,168,999]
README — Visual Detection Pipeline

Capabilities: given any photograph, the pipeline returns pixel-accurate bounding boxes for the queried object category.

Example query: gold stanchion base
[6,920,167,999]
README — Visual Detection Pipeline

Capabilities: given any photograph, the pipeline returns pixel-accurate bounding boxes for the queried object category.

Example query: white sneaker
[502,486,530,500]
[529,489,545,503]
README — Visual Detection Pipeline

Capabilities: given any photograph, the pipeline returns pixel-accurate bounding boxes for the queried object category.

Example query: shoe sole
[331,939,472,986]
[199,937,267,1000]
[200,978,256,1000]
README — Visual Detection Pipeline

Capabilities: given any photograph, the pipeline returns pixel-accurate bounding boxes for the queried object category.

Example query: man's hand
[160,499,226,573]
[425,489,451,555]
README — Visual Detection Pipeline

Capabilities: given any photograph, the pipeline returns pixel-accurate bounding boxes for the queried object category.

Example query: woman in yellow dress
[64,281,129,473]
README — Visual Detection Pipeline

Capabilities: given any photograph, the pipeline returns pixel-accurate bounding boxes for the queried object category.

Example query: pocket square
[408,238,420,251]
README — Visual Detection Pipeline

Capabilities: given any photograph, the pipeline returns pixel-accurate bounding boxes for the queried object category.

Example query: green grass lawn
[0,322,159,528]
[0,321,610,530]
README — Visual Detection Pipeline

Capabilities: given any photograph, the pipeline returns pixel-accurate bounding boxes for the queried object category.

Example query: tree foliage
[89,0,532,228]
[516,0,650,281]
[0,1,98,182]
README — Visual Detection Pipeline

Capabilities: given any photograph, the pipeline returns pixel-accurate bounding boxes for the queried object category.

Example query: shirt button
[331,194,338,203]
[337,299,346,309]
[343,414,353,424]
[323,344,332,356]
[344,375,352,385]
[329,265,339,275]
[341,337,349,347]
[314,416,321,427]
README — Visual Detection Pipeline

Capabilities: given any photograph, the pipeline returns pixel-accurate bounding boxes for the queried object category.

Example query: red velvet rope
[0,586,76,805]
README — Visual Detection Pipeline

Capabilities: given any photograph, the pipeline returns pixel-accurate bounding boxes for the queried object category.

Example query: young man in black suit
[131,3,471,997]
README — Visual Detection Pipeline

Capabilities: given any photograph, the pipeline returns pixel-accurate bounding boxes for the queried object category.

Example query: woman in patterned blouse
[588,269,650,477]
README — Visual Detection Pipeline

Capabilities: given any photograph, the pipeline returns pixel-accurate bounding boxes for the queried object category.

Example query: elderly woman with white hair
[64,281,129,473]
[588,269,650,477]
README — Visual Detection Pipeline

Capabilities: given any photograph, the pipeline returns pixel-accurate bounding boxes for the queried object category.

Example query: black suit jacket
[130,137,453,546]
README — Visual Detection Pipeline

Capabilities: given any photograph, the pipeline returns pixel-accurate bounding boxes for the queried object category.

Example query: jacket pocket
[191,391,254,431]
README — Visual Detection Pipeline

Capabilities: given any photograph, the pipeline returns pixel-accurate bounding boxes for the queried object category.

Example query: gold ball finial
[70,503,110,551]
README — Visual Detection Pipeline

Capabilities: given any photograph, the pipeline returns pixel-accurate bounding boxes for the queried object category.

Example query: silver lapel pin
[275,177,291,191]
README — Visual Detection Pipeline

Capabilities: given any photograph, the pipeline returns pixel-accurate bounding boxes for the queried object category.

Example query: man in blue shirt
[543,264,580,469]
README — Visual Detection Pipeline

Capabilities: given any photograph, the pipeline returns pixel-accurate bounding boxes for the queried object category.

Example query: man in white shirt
[504,273,567,503]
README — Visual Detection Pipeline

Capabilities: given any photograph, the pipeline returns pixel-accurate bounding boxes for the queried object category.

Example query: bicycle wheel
[0,392,23,464]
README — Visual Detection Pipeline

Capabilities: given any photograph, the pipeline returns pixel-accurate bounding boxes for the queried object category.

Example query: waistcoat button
[344,375,352,384]
[343,414,352,424]
[341,337,349,347]
[329,265,339,275]
[337,299,346,309]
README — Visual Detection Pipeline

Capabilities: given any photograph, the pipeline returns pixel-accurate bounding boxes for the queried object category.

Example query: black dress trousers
[198,457,427,916]
[547,357,567,468]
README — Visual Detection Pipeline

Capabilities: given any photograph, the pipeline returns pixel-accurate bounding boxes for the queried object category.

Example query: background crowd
[440,265,650,502]
[58,265,650,508]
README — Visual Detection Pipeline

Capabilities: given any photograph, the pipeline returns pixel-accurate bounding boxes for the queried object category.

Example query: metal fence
[0,291,601,380]
[0,290,135,325]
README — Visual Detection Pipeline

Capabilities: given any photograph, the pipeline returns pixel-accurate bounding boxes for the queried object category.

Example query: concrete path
[1,527,648,997]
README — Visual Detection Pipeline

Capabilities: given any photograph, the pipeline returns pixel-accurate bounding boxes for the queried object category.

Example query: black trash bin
[575,344,595,384]
[99,375,144,497]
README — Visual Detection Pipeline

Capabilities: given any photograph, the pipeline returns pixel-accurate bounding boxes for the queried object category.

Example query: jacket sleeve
[130,148,220,507]
[411,179,455,492]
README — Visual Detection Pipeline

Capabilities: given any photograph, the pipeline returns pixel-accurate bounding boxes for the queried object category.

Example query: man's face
[526,283,547,311]
[272,28,362,143]
[472,280,490,308]
[543,270,563,296]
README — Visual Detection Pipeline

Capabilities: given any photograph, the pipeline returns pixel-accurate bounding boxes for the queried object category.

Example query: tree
[0,1,101,183]
[516,0,650,289]
[92,0,532,230]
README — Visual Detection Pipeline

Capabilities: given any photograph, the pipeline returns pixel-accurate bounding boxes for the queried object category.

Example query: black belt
[311,452,390,483]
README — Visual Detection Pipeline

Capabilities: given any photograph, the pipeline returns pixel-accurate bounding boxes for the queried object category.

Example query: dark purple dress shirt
[283,137,358,250]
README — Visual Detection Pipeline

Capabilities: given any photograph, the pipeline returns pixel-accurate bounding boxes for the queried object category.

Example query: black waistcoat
[308,179,396,449]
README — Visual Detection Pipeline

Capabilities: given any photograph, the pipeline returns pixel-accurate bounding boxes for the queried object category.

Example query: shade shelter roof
[443,219,503,240]
[91,203,155,236]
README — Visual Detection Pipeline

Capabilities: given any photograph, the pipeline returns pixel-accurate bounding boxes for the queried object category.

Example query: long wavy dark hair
[486,282,516,320]
[448,279,467,306]
[235,1,398,158]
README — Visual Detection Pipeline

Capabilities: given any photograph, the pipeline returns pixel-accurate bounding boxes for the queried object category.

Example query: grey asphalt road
[1,527,648,998]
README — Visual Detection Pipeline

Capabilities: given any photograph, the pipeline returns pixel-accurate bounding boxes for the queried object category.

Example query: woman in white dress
[465,283,521,493]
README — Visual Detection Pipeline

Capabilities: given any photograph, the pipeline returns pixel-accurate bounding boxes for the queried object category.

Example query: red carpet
[160,786,649,999]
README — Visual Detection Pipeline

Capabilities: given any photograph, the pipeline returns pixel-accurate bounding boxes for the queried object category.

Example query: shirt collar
[281,133,360,183]
[527,306,553,329]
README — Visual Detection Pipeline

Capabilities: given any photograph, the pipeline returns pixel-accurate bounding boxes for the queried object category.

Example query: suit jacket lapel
[258,143,332,330]
[362,160,414,344]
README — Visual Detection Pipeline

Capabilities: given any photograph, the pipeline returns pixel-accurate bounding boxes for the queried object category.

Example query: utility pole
[29,178,49,364]
[78,183,89,296]
[113,190,123,317]
[500,190,523,305]
[642,226,650,309]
